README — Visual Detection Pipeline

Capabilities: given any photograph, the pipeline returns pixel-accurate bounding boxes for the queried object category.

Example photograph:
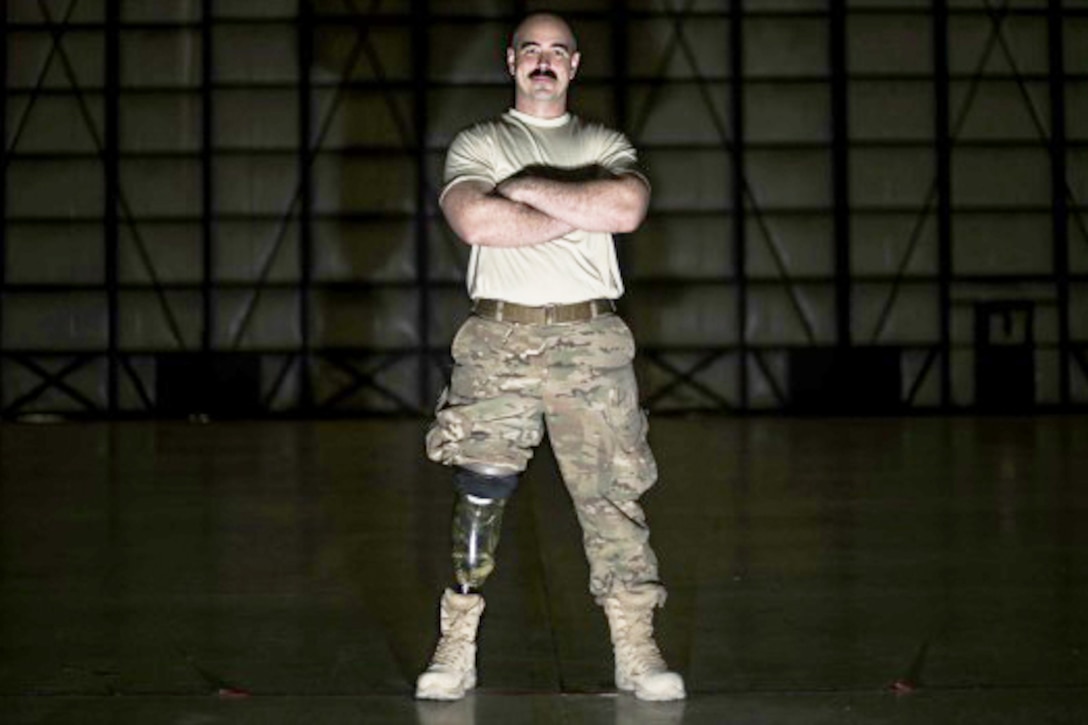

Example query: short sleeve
[596,129,650,188]
[440,124,496,203]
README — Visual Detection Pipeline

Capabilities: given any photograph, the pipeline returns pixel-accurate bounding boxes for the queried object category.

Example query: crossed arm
[440,171,650,249]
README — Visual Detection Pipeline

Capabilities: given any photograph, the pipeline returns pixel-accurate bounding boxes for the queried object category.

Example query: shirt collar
[506,108,571,128]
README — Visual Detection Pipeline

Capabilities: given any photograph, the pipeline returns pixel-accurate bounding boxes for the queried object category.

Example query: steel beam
[105,0,121,412]
[1048,0,1071,405]
[298,0,315,410]
[730,0,748,409]
[412,0,430,413]
[933,0,953,408]
[201,0,215,355]
[830,0,851,349]
[1,5,8,411]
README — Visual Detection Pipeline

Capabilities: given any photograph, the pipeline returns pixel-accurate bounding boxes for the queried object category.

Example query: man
[416,12,685,702]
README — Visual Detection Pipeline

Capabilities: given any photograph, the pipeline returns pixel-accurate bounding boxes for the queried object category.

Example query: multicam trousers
[426,312,666,605]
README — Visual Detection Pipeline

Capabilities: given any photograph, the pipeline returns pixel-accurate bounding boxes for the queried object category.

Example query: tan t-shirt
[440,108,647,306]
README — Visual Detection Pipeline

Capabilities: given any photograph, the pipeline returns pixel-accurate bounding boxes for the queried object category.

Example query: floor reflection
[414,695,476,725]
[0,417,1085,724]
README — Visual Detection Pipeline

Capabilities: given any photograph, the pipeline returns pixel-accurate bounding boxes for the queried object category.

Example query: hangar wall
[3,0,1087,416]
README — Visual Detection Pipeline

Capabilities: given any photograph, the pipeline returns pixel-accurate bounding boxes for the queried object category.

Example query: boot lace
[615,607,668,676]
[430,609,477,668]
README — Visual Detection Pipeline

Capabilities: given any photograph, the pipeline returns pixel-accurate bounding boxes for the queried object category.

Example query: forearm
[498,174,649,234]
[442,182,575,248]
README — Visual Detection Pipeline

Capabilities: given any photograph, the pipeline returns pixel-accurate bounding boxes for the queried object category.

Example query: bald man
[416,13,685,702]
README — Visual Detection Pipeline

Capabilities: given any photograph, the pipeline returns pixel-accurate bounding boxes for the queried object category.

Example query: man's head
[506,12,580,118]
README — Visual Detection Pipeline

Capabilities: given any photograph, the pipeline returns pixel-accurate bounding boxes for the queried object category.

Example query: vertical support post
[201,0,214,356]
[611,1,632,275]
[830,0,851,348]
[412,0,431,412]
[730,0,748,409]
[609,1,635,277]
[0,8,7,412]
[297,0,314,411]
[611,2,629,133]
[933,0,953,408]
[105,0,121,414]
[1048,0,1070,406]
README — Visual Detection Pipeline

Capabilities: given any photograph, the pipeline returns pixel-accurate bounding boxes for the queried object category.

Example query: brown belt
[472,298,616,325]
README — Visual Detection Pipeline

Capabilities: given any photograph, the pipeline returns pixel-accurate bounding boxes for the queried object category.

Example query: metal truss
[3,0,187,417]
[628,0,820,413]
[866,0,1087,409]
[1,0,1086,418]
[2,0,437,418]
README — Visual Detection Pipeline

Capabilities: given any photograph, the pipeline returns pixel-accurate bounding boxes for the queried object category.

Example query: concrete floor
[1,416,1086,723]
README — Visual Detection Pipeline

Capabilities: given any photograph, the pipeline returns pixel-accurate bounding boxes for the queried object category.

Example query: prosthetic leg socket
[452,493,506,593]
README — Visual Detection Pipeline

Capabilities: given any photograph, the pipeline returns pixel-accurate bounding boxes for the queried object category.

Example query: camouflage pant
[426,313,665,605]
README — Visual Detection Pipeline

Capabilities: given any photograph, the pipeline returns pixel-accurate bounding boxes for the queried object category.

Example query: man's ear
[570,51,581,78]
[506,47,516,75]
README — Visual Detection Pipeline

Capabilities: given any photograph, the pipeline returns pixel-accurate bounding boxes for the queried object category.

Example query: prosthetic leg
[451,493,506,594]
[415,466,516,700]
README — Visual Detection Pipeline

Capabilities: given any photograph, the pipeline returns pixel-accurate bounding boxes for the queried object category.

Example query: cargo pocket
[601,369,658,501]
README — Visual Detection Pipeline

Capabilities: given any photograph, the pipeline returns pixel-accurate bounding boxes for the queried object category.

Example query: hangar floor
[1,416,1086,724]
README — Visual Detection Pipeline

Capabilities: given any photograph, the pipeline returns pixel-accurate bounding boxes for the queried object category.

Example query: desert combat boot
[602,589,686,701]
[415,589,485,700]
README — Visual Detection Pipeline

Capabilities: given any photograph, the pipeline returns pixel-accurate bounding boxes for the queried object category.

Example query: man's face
[506,15,580,112]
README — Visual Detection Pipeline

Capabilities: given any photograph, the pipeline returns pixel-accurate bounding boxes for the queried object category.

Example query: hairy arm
[440,179,576,248]
[497,171,650,234]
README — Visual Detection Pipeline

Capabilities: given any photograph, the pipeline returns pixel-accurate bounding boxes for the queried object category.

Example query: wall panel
[2,1,1086,416]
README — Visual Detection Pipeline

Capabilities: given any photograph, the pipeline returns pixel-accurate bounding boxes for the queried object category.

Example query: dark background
[3,0,1087,417]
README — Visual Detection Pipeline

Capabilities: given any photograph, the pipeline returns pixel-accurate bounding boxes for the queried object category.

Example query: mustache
[529,68,557,80]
